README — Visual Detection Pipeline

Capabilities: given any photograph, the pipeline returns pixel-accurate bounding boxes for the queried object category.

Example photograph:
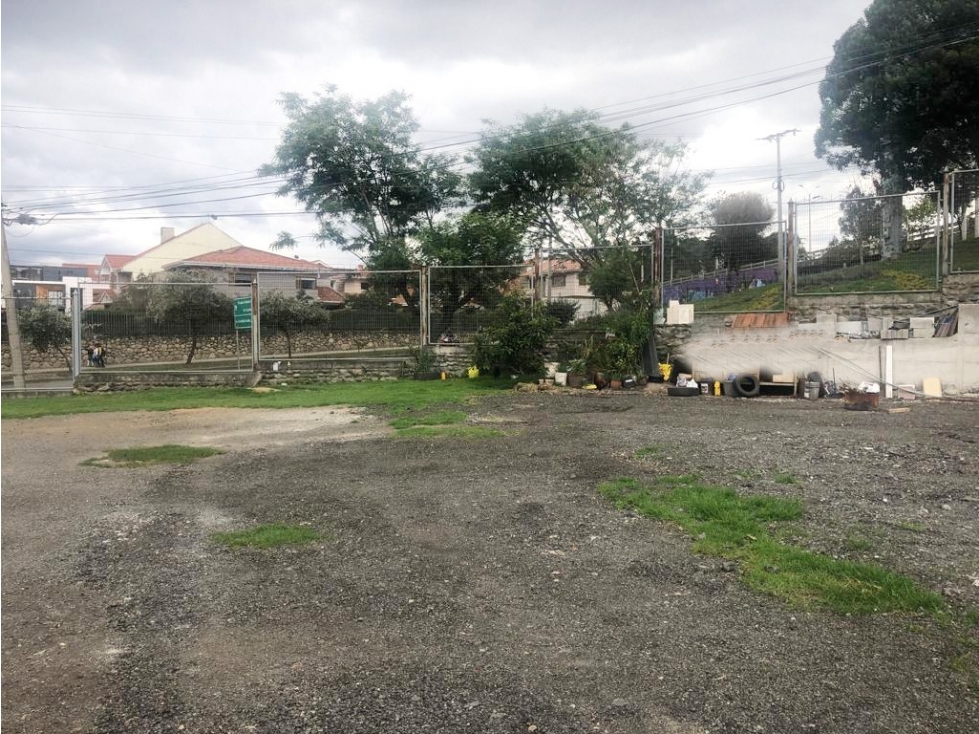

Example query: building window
[297,277,316,291]
[551,274,566,288]
[231,272,252,285]
[576,271,587,286]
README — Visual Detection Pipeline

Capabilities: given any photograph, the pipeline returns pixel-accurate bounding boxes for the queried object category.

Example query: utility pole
[1,218,27,389]
[761,129,798,289]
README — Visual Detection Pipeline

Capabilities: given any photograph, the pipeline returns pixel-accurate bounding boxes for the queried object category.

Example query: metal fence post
[419,266,429,347]
[70,287,82,379]
[251,276,260,368]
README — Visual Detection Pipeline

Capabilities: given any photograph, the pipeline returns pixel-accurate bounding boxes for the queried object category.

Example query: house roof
[103,254,135,269]
[167,246,322,271]
[316,285,345,304]
[522,258,584,276]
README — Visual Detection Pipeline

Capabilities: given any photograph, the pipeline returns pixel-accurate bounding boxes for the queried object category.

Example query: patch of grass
[389,410,467,430]
[81,444,225,467]
[212,523,321,549]
[695,283,784,314]
[774,471,799,485]
[394,425,504,439]
[899,521,927,533]
[843,534,875,553]
[633,445,664,458]
[598,476,944,616]
[2,378,515,420]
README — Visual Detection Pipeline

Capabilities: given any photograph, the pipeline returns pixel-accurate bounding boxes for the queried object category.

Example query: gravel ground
[2,391,978,733]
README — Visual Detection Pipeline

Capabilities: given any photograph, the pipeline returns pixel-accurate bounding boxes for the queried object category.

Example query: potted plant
[566,358,587,388]
[409,347,440,380]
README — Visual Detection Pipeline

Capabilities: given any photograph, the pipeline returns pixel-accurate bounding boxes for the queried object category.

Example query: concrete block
[667,301,694,325]
[865,318,883,333]
[836,321,865,335]
[881,329,909,340]
[897,384,916,400]
[910,317,935,333]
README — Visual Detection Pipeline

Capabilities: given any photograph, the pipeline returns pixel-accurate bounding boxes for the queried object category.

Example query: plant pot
[567,373,584,388]
[554,371,568,386]
[609,379,623,390]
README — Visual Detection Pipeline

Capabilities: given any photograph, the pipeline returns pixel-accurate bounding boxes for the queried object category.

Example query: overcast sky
[2,0,873,269]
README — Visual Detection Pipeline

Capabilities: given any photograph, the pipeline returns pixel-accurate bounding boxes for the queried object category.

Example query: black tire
[734,374,760,397]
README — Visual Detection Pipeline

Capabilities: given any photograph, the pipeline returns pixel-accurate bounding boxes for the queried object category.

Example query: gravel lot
[2,391,978,733]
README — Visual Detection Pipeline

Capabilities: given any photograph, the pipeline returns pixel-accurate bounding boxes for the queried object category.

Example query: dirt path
[2,395,977,733]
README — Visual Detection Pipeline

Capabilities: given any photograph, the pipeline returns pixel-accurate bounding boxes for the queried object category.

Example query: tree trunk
[185,332,198,365]
[881,196,904,261]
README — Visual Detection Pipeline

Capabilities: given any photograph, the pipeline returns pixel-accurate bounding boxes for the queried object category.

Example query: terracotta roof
[173,246,322,270]
[316,286,345,303]
[522,258,584,276]
[104,254,135,269]
[729,312,791,328]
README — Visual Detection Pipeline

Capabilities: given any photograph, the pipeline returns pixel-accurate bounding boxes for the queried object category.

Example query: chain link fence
[663,223,784,312]
[794,193,940,294]
[76,280,250,370]
[947,169,979,273]
[2,289,75,378]
[257,269,420,360]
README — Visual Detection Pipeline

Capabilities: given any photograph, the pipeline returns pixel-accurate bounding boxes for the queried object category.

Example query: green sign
[234,296,252,330]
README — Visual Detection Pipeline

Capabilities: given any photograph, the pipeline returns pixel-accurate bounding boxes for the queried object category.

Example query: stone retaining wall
[4,331,416,372]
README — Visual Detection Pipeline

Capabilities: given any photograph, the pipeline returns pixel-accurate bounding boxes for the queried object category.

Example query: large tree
[815,0,979,188]
[709,192,776,272]
[419,211,525,332]
[261,86,462,256]
[468,109,709,279]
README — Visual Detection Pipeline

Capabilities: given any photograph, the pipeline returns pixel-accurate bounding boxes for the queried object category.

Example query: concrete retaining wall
[678,303,979,394]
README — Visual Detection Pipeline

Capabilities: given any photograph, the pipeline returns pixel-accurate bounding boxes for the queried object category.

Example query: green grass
[633,445,664,458]
[212,523,322,549]
[695,283,785,313]
[2,378,515,420]
[387,407,504,438]
[598,475,944,616]
[389,410,467,430]
[81,444,225,467]
[774,471,799,485]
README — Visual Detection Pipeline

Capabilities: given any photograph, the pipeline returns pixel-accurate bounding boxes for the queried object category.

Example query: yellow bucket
[658,363,673,381]
[467,366,480,379]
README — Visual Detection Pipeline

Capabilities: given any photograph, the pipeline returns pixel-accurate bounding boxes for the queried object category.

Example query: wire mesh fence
[257,269,420,360]
[663,223,784,312]
[948,169,979,273]
[2,291,75,377]
[76,279,251,370]
[794,193,940,294]
[426,264,527,344]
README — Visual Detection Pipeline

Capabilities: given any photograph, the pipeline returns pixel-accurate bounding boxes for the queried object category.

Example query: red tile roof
[174,246,322,270]
[316,286,345,303]
[104,254,135,269]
